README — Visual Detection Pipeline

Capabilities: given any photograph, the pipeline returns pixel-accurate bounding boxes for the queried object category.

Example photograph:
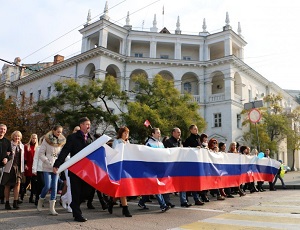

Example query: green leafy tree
[287,106,300,170]
[242,94,290,154]
[36,76,127,134]
[0,93,51,141]
[263,94,290,143]
[122,75,206,143]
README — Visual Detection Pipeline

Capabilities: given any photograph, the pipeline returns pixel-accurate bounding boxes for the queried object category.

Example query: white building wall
[3,12,299,169]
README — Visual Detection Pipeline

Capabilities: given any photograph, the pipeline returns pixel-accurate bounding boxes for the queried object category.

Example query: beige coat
[38,131,66,172]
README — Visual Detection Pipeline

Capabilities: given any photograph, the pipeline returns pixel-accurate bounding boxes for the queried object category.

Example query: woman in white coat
[1,131,24,210]
[37,125,66,215]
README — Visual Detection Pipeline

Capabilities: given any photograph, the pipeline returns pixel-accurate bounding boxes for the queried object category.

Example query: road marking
[171,195,300,230]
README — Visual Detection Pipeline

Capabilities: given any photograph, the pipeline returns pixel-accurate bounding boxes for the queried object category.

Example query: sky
[1,0,299,90]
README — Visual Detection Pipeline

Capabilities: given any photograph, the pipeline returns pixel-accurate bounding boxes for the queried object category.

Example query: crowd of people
[0,120,285,222]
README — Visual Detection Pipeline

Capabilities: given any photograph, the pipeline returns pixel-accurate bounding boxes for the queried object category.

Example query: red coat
[24,143,36,177]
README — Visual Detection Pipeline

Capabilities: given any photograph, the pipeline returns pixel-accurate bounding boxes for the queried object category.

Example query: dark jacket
[163,136,182,148]
[0,137,12,167]
[53,130,94,168]
[183,133,201,147]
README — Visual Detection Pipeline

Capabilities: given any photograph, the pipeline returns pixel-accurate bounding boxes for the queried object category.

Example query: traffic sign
[248,108,261,123]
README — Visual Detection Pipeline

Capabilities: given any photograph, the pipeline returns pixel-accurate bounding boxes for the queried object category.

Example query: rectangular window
[29,93,33,104]
[160,55,169,59]
[134,53,143,57]
[183,56,191,60]
[47,86,51,99]
[213,113,222,127]
[37,90,41,101]
[237,114,241,128]
[248,89,252,102]
[20,91,25,106]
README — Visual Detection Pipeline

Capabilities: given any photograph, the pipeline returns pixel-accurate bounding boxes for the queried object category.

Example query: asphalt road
[1,171,300,230]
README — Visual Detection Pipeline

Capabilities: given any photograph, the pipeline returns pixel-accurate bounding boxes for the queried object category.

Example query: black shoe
[74,215,87,222]
[195,200,204,205]
[201,196,210,202]
[226,194,235,198]
[166,202,175,208]
[5,201,11,210]
[13,200,20,209]
[17,199,23,204]
[250,189,256,193]
[108,199,114,214]
[270,188,277,191]
[122,206,132,217]
[138,203,149,210]
[181,202,192,207]
[161,205,170,212]
[100,201,108,210]
[87,202,95,209]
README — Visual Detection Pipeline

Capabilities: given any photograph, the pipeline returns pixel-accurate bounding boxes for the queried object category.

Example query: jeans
[40,172,59,201]
[155,194,167,209]
[139,194,167,209]
[179,191,199,204]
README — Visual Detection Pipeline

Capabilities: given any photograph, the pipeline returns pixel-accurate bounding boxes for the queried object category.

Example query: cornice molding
[12,47,126,86]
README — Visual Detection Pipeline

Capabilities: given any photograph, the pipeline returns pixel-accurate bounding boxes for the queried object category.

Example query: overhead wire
[22,0,128,61]
[7,0,284,90]
[22,0,160,64]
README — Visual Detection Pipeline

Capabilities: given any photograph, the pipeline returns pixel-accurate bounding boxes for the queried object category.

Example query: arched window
[183,82,192,93]
[134,82,141,92]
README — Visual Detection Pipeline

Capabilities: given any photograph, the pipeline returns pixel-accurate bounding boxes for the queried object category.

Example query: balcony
[209,93,225,102]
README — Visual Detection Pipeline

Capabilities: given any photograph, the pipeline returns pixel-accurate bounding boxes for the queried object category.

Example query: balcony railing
[209,93,225,102]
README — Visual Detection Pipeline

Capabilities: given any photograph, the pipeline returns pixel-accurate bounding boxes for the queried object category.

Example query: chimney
[53,54,64,64]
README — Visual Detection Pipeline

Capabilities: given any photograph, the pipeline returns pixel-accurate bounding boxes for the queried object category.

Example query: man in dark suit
[53,117,94,222]
[0,124,12,204]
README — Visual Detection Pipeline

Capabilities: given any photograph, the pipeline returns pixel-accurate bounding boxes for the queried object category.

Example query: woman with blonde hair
[228,142,238,153]
[1,131,24,210]
[37,125,66,215]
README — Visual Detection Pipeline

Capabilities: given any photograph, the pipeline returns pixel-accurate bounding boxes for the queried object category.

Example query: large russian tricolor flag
[57,135,281,198]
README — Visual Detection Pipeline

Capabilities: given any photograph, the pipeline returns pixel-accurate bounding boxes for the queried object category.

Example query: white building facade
[1,4,299,168]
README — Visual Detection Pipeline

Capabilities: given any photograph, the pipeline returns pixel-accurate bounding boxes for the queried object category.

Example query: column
[99,29,108,48]
[295,149,300,171]
[94,69,107,81]
[150,40,157,58]
[175,40,181,59]
[239,47,244,60]
[224,37,232,56]
[200,42,209,61]
[224,71,234,100]
[81,35,89,52]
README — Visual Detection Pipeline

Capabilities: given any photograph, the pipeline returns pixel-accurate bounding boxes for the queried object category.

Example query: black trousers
[69,172,94,218]
[36,172,44,200]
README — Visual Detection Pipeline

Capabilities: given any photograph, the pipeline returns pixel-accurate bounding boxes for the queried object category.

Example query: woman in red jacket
[23,134,38,203]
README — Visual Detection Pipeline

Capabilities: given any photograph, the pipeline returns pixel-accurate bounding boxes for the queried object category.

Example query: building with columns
[1,2,299,169]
